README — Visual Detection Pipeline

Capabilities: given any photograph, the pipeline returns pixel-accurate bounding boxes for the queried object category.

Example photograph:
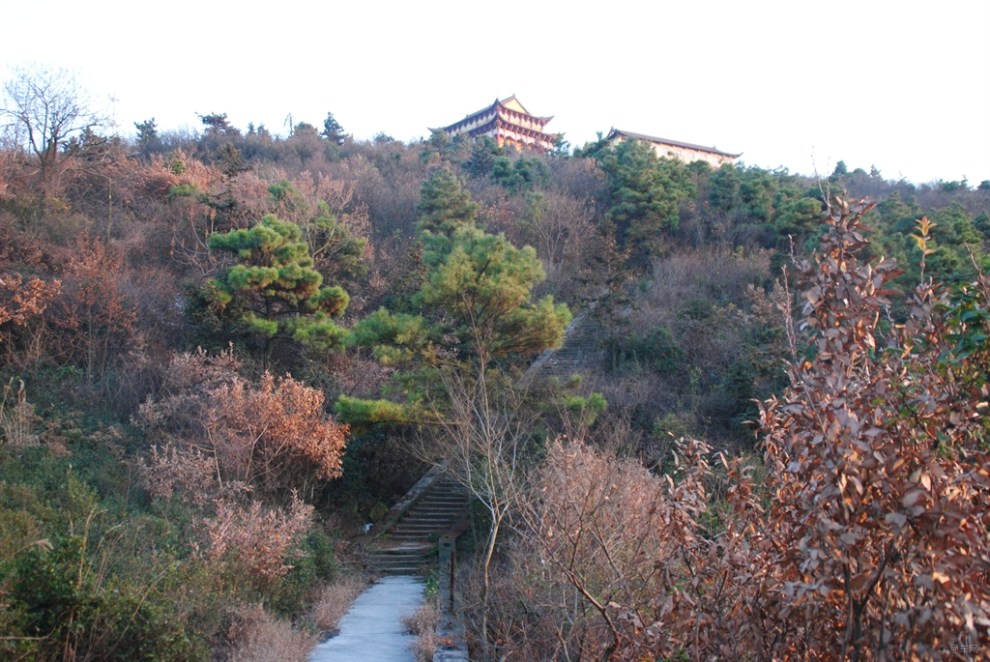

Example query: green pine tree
[339,169,571,425]
[597,140,696,261]
[205,214,349,361]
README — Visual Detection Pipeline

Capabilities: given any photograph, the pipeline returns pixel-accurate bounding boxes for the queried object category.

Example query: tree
[416,166,478,237]
[597,139,696,261]
[1,65,102,198]
[205,214,349,361]
[321,112,346,145]
[463,135,500,178]
[198,112,237,136]
[341,169,571,423]
[517,190,597,298]
[341,174,571,651]
[416,224,567,367]
[754,200,990,659]
[134,118,162,160]
[772,194,824,238]
[436,372,535,660]
[551,133,570,157]
[491,155,546,192]
[266,179,370,285]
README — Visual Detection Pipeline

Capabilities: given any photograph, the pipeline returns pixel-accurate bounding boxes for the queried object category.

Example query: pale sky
[2,0,988,184]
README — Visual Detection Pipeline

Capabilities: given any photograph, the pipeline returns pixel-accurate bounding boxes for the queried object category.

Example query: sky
[2,0,988,185]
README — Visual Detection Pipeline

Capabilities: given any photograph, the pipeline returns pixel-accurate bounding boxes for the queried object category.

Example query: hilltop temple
[605,128,739,168]
[433,96,557,153]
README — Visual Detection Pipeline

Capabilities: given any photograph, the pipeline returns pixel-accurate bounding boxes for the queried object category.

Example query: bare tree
[1,65,102,197]
[522,190,597,298]
[422,370,534,660]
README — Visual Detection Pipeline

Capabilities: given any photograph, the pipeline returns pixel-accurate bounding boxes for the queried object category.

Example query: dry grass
[0,379,39,447]
[225,603,316,662]
[306,575,367,634]
[403,600,439,662]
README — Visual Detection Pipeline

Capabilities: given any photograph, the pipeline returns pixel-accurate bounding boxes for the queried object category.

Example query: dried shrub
[135,346,241,432]
[403,600,439,662]
[47,234,137,380]
[136,348,348,500]
[0,271,60,365]
[204,492,313,583]
[306,575,366,633]
[137,443,216,505]
[206,371,348,493]
[749,201,990,659]
[0,272,61,330]
[491,199,989,660]
[0,378,39,447]
[223,602,316,662]
[502,437,714,660]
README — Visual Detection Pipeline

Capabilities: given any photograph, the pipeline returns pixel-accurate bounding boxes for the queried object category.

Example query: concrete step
[385,530,436,538]
[391,524,457,534]
[390,527,454,535]
[408,507,464,515]
[368,542,433,553]
[413,498,466,507]
[385,535,440,543]
[365,471,470,574]
[394,517,460,526]
[410,500,465,508]
[377,565,428,576]
[368,546,435,561]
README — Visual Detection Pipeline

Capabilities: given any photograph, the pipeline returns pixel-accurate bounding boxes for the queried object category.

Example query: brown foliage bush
[137,348,348,500]
[204,492,313,583]
[48,233,138,381]
[139,442,218,506]
[404,599,440,662]
[207,371,347,492]
[748,200,990,659]
[0,271,61,330]
[491,199,989,661]
[0,270,61,366]
[485,437,718,660]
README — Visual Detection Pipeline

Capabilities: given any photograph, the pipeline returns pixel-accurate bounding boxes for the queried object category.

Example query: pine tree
[339,169,571,424]
[205,214,349,361]
[597,140,696,261]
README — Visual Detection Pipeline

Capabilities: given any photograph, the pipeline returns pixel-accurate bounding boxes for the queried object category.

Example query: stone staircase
[366,474,469,575]
[519,308,605,385]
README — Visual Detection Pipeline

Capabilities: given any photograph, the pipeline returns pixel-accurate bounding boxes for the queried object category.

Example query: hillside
[2,74,989,659]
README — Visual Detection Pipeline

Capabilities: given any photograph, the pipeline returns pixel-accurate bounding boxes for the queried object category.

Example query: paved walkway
[309,575,425,662]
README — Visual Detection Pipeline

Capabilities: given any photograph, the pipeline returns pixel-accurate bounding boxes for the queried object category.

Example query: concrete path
[309,575,425,662]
